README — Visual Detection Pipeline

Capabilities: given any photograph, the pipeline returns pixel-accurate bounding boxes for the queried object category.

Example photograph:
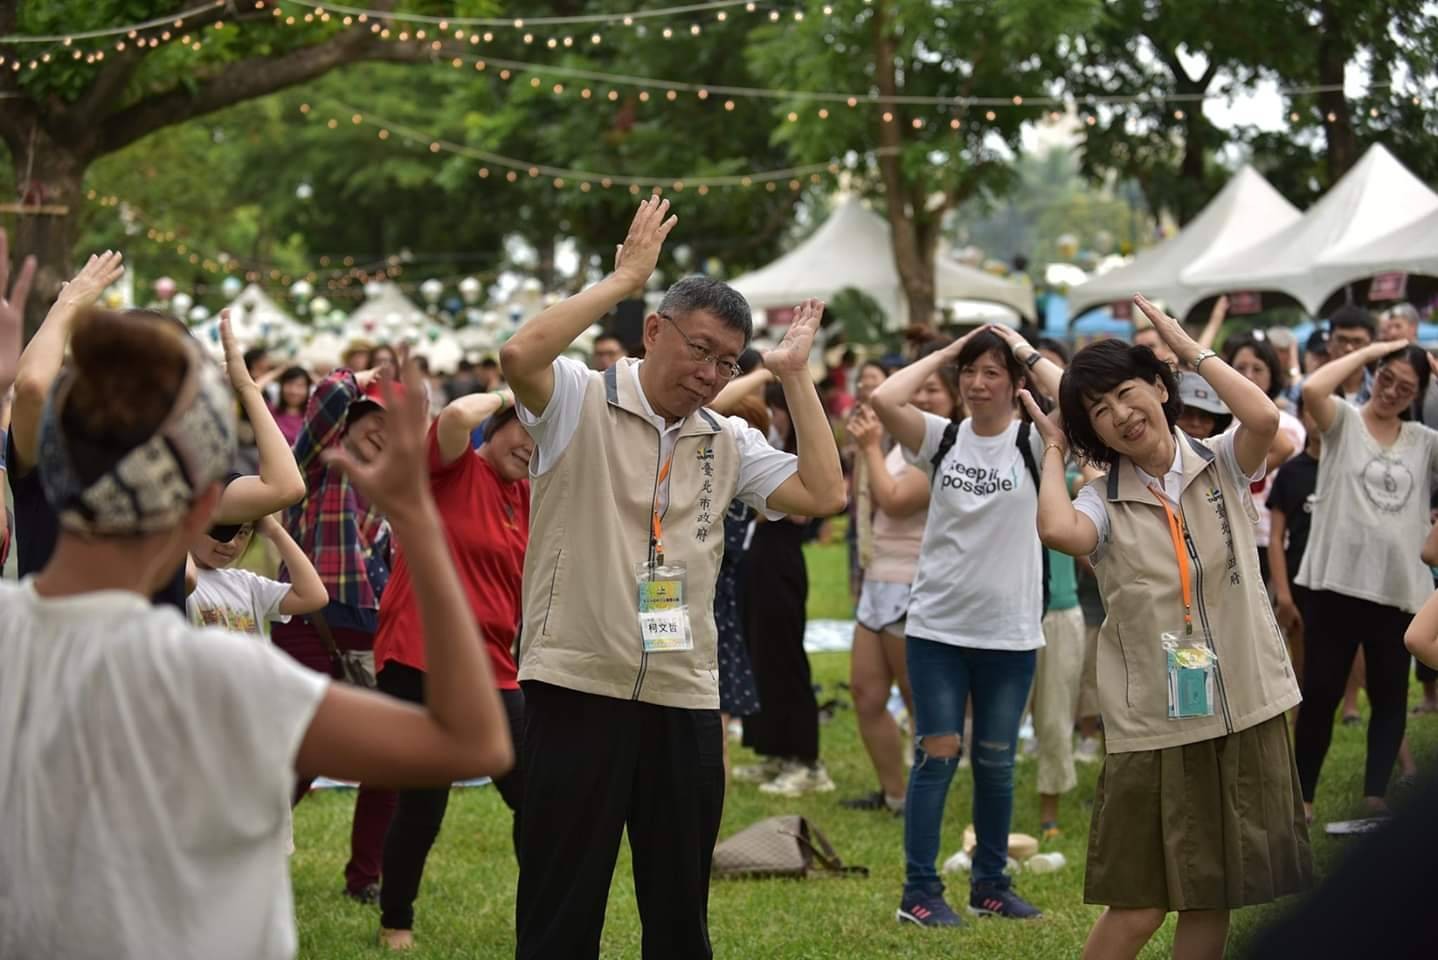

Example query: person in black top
[1266,394,1322,682]
[7,251,304,609]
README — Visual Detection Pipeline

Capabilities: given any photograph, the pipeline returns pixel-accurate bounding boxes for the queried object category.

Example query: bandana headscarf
[37,337,237,536]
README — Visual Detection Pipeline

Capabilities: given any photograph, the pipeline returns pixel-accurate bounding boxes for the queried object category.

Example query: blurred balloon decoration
[221,276,243,299]
[171,291,194,316]
[459,276,483,304]
[188,305,211,324]
[154,276,177,301]
[290,279,314,302]
[310,296,331,316]
[420,278,444,309]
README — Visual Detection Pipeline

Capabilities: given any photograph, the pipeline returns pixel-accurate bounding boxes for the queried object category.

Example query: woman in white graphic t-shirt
[0,305,513,960]
[871,324,1062,928]
[1294,338,1438,822]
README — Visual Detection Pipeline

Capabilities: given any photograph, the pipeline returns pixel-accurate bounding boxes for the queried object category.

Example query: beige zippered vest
[517,361,741,709]
[1091,432,1302,753]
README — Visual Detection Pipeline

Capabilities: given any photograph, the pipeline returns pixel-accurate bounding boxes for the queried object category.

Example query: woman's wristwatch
[1023,349,1043,369]
[1193,349,1219,372]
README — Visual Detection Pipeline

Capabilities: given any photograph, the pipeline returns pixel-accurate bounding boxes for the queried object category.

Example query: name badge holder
[1150,484,1218,720]
[636,453,694,654]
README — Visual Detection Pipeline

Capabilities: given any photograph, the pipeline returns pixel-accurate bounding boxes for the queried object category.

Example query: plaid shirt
[284,370,389,611]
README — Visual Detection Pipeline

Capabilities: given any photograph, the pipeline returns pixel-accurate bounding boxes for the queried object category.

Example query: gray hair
[658,275,753,344]
[1388,302,1421,331]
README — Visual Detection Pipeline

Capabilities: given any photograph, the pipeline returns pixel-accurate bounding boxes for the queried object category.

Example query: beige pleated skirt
[1084,714,1314,910]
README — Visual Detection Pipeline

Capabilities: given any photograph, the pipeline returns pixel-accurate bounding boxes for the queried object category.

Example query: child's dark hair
[1059,338,1182,467]
[1223,334,1287,399]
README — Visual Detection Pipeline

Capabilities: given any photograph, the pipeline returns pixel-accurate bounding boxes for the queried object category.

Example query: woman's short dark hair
[956,330,1026,389]
[1376,344,1433,421]
[1223,334,1286,399]
[1036,337,1070,365]
[483,404,521,442]
[1060,338,1182,467]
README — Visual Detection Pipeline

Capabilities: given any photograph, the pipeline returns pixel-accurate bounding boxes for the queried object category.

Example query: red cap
[358,377,405,410]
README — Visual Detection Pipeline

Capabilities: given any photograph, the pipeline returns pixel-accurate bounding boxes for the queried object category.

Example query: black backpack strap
[1017,421,1052,612]
[929,420,960,488]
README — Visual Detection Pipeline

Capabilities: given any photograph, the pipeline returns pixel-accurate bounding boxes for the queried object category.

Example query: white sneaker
[1074,736,1103,764]
[732,757,786,784]
[758,762,837,797]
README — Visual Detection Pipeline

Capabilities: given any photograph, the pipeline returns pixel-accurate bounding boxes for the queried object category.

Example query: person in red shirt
[372,388,532,951]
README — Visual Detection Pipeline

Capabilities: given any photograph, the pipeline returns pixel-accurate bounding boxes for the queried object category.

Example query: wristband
[494,391,510,412]
[1024,350,1043,369]
[1043,440,1066,458]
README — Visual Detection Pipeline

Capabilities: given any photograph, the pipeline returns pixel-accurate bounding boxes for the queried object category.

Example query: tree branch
[95,2,421,157]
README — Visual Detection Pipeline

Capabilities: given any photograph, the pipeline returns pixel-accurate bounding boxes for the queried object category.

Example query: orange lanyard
[650,452,676,563]
[1148,483,1194,636]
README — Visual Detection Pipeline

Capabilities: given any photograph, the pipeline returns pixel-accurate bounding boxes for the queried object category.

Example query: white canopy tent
[346,282,427,339]
[728,196,1035,324]
[221,283,301,347]
[1182,145,1438,315]
[1067,166,1301,321]
[1316,203,1438,291]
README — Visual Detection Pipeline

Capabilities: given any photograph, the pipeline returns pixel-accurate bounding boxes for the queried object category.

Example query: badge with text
[1164,631,1217,719]
[635,561,694,653]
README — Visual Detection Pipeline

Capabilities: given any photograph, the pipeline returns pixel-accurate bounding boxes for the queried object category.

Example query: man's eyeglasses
[1331,333,1372,351]
[660,313,742,380]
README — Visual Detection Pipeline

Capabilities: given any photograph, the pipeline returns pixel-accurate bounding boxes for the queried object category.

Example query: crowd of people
[1,198,1437,960]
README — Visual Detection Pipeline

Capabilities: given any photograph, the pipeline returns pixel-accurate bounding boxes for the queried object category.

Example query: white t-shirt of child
[904,413,1046,651]
[188,567,292,637]
[0,580,329,960]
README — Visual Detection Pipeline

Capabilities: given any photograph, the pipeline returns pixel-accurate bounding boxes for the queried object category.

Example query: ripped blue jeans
[903,637,1036,897]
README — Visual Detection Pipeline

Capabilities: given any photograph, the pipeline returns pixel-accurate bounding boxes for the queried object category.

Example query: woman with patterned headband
[0,273,514,959]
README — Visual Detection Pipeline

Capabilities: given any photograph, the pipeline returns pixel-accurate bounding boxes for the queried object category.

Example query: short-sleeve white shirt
[516,356,798,517]
[0,580,329,959]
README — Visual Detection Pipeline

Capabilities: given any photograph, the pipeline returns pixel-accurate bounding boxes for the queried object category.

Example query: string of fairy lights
[4,0,1423,124]
[85,187,417,291]
[15,3,1430,294]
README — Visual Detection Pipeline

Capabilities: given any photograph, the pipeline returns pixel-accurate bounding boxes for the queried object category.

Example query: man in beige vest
[500,198,846,959]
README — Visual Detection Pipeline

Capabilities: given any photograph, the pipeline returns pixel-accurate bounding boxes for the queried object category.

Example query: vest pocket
[1114,623,1133,709]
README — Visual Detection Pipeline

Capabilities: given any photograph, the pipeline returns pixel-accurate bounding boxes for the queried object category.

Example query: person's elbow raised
[1404,627,1432,667]
[470,734,515,780]
[498,341,528,380]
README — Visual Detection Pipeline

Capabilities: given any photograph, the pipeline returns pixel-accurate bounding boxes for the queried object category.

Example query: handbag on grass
[712,815,868,880]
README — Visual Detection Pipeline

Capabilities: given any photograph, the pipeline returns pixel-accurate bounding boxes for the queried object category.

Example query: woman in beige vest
[1024,295,1310,960]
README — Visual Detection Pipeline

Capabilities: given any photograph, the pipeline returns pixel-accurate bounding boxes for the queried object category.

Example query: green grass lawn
[290,533,1438,958]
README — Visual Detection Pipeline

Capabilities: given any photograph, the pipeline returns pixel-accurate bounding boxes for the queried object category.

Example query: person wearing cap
[273,361,410,904]
[1175,371,1233,439]
[370,388,533,951]
[7,251,305,611]
[500,198,845,959]
[0,296,515,959]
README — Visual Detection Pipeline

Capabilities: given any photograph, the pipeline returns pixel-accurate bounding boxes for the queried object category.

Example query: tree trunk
[1317,2,1358,182]
[1178,108,1207,223]
[871,0,935,328]
[8,131,86,340]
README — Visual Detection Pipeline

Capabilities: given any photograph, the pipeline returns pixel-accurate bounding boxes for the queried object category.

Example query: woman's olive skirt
[1084,714,1314,910]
